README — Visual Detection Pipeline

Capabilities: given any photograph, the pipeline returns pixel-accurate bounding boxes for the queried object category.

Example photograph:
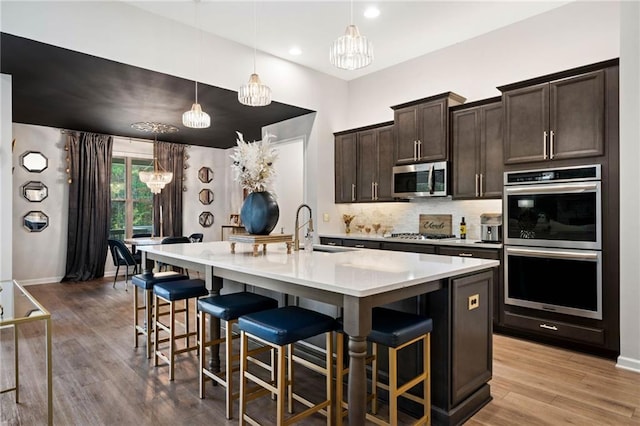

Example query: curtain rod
[59,128,182,145]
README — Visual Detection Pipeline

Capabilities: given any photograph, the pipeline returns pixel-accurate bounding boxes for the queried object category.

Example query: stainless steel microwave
[392,161,448,198]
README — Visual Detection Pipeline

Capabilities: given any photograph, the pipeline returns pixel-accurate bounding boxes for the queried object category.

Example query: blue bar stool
[238,306,338,425]
[336,307,432,426]
[131,271,188,359]
[197,292,278,419]
[153,278,208,381]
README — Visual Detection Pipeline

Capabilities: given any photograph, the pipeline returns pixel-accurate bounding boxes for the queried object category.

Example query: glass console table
[0,280,52,425]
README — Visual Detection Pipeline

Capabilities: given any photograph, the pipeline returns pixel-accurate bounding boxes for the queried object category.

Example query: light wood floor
[1,278,639,425]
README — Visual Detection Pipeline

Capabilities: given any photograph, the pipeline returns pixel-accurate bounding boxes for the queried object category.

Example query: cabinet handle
[413,140,418,161]
[374,182,379,200]
[550,130,555,159]
[475,174,479,197]
[418,140,422,159]
[459,253,474,257]
[354,244,365,248]
[539,323,558,331]
[351,183,356,202]
[479,173,484,197]
[371,182,375,200]
[327,242,337,246]
[543,131,548,159]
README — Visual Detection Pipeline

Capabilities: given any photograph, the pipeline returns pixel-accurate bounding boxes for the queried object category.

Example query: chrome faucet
[294,204,314,251]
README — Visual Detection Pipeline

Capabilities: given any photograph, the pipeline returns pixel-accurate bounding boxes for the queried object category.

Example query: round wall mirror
[198,166,213,183]
[199,212,214,228]
[22,181,48,202]
[20,151,48,173]
[23,211,49,232]
[199,189,214,205]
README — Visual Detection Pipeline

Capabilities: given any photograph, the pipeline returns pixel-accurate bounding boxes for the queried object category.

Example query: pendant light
[131,122,178,194]
[182,0,211,128]
[238,1,272,107]
[330,0,374,70]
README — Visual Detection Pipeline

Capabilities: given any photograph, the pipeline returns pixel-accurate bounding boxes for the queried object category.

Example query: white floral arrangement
[230,131,278,193]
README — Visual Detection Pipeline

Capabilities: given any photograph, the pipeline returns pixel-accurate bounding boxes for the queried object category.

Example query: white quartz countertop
[140,241,499,298]
[320,233,503,249]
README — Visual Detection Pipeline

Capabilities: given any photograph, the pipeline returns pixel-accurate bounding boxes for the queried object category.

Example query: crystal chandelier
[183,0,211,128]
[131,122,178,194]
[330,0,374,70]
[238,1,272,107]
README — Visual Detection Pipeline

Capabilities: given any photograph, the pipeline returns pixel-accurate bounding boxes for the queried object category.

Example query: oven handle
[505,182,599,195]
[506,247,599,261]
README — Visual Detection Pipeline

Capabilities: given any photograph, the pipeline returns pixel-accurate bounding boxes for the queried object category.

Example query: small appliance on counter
[480,213,502,243]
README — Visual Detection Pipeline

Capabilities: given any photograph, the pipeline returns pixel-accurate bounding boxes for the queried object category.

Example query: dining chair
[130,233,152,255]
[188,233,203,243]
[108,239,142,290]
[159,236,191,276]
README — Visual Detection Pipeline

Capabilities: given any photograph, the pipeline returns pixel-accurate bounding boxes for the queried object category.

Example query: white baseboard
[616,356,640,373]
[17,271,118,286]
[16,276,64,286]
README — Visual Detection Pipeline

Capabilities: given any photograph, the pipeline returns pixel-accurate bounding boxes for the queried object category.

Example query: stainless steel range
[390,233,457,240]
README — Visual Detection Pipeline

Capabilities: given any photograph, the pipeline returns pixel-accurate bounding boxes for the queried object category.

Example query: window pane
[110,200,125,241]
[133,201,153,236]
[111,157,126,200]
[132,159,154,200]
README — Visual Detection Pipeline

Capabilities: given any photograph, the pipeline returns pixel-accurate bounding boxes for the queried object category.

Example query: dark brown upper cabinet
[451,98,503,199]
[501,69,605,165]
[334,122,394,203]
[391,92,466,165]
[334,132,357,203]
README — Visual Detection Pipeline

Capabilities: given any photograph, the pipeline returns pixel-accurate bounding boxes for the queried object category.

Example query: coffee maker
[480,213,502,243]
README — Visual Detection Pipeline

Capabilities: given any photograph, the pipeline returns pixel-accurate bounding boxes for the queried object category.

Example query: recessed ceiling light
[289,46,302,56]
[364,6,380,19]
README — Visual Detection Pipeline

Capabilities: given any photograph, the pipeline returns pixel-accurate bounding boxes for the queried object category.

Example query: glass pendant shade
[139,159,173,194]
[330,24,373,70]
[238,73,272,107]
[182,102,211,128]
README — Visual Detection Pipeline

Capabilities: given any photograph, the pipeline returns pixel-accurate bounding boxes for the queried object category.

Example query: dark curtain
[153,142,184,238]
[62,132,113,282]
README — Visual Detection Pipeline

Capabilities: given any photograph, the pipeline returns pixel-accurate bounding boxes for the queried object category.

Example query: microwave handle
[428,164,434,194]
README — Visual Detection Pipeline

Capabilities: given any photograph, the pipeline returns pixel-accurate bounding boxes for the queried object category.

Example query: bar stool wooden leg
[169,299,176,381]
[145,290,153,359]
[225,318,234,420]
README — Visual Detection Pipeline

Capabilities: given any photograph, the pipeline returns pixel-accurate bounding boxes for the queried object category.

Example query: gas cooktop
[389,233,458,240]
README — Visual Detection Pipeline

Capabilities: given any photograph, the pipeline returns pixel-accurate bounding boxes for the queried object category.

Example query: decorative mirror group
[198,166,214,227]
[20,151,50,233]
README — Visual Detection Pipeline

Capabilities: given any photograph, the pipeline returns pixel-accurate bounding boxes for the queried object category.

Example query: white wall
[182,145,227,242]
[271,138,304,236]
[618,0,640,372]
[0,74,13,281]
[12,124,68,285]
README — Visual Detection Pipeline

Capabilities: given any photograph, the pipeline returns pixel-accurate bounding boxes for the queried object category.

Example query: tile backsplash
[335,198,502,240]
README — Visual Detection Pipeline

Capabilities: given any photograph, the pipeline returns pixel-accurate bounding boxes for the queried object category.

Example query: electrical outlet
[323,213,330,222]
[468,294,479,310]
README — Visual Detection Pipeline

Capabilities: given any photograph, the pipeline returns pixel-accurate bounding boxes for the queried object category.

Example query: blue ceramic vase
[240,191,279,235]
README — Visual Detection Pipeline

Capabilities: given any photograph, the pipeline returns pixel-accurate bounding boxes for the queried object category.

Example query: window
[110,157,154,240]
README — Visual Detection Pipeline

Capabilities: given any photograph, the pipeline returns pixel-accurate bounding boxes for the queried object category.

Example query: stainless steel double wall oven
[503,165,602,320]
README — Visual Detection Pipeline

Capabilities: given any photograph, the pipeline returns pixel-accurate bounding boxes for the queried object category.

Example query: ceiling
[126,1,571,81]
[0,33,313,149]
[1,1,570,149]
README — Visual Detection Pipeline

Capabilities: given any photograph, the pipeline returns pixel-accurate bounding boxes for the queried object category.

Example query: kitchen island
[139,241,499,425]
